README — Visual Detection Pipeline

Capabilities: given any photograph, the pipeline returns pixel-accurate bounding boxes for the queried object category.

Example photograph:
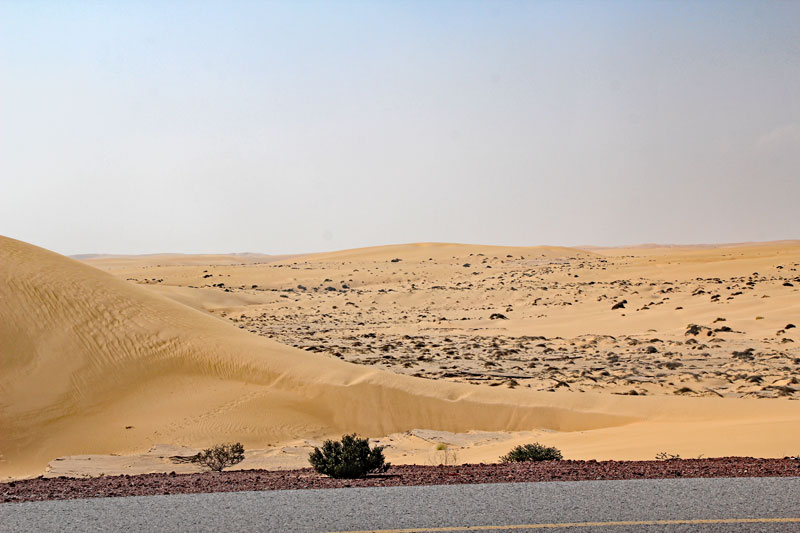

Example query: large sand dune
[2,236,799,478]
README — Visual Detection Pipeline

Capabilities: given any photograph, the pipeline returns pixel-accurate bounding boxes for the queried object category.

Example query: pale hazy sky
[1,1,799,255]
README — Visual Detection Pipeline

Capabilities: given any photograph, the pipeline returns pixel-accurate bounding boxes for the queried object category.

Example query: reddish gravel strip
[3,457,799,504]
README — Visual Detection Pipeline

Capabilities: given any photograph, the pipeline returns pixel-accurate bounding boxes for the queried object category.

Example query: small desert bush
[432,443,458,466]
[309,434,389,478]
[655,451,681,460]
[501,443,563,463]
[192,442,245,472]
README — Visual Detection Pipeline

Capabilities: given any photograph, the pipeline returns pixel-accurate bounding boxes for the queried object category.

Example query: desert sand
[86,241,800,398]
[2,236,799,479]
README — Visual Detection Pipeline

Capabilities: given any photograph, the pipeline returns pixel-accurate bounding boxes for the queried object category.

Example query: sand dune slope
[1,236,799,478]
[295,242,595,263]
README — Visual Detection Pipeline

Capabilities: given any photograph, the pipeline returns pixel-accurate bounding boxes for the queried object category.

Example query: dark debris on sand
[3,457,799,504]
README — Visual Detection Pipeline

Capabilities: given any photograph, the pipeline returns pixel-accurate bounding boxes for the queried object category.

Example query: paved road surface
[2,477,799,532]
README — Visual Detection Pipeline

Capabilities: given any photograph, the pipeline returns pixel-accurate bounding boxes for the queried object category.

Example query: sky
[1,1,799,255]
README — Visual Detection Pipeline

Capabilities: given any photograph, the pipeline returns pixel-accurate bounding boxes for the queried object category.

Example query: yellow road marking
[332,517,800,532]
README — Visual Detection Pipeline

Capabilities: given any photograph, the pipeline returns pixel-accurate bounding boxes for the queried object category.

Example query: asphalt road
[2,477,799,532]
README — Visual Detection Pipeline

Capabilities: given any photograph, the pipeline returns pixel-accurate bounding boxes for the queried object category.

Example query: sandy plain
[1,237,799,479]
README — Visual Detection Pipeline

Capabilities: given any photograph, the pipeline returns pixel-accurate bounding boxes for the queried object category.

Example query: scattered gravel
[3,457,799,504]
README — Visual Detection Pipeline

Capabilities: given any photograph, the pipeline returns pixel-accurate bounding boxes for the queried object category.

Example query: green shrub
[500,443,563,463]
[432,443,458,466]
[309,434,390,478]
[192,443,245,472]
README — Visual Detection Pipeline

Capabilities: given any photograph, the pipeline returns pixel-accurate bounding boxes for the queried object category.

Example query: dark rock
[685,324,703,336]
[732,348,755,360]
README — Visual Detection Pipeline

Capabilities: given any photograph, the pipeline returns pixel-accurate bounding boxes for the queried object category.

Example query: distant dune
[79,252,293,270]
[2,236,799,478]
[295,242,597,263]
[580,240,800,253]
